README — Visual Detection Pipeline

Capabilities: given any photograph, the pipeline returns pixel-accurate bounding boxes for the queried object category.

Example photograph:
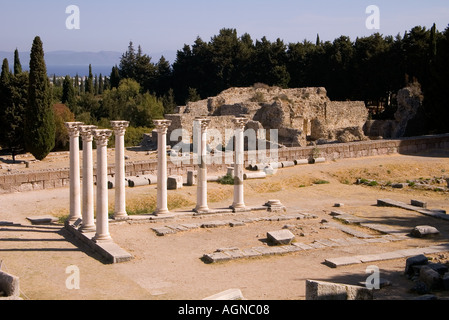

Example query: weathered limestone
[93,129,113,243]
[111,121,129,220]
[168,175,183,190]
[187,170,198,186]
[79,125,97,233]
[0,270,20,299]
[267,230,295,245]
[65,122,84,224]
[203,289,244,301]
[231,117,249,210]
[305,280,373,300]
[194,118,211,213]
[154,120,172,215]
[411,225,440,238]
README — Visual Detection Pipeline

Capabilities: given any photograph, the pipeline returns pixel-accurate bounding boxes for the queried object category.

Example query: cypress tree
[14,49,22,75]
[85,64,94,94]
[0,59,12,148]
[25,36,55,160]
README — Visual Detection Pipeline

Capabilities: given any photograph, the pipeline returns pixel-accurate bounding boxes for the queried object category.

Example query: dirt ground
[1,149,449,301]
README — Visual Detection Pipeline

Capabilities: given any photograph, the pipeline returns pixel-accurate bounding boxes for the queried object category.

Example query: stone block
[203,252,232,263]
[0,271,20,298]
[411,200,427,209]
[324,256,362,268]
[267,230,295,245]
[410,225,439,238]
[186,170,197,186]
[203,289,244,300]
[26,216,59,225]
[167,175,183,190]
[443,273,449,291]
[405,254,428,277]
[420,266,442,290]
[305,280,373,300]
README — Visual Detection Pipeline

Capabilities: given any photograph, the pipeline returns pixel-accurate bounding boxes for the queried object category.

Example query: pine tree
[110,65,120,89]
[24,36,55,161]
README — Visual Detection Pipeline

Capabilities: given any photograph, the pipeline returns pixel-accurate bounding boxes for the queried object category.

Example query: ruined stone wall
[166,86,367,148]
[1,134,448,194]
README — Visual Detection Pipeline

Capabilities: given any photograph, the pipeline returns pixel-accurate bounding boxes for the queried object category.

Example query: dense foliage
[0,24,448,160]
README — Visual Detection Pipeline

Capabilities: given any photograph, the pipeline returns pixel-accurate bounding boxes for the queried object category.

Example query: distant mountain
[0,50,177,76]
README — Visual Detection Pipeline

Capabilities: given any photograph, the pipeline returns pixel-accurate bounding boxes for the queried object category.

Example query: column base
[79,224,96,233]
[194,206,210,213]
[93,234,113,243]
[113,212,128,220]
[230,204,246,211]
[154,209,170,215]
[67,216,82,224]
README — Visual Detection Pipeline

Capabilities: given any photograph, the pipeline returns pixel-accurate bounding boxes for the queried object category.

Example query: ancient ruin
[163,86,369,149]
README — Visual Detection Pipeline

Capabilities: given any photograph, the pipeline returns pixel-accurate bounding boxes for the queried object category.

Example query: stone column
[65,122,84,224]
[153,119,172,215]
[79,125,97,233]
[93,129,113,243]
[231,117,249,210]
[194,118,211,213]
[111,121,130,220]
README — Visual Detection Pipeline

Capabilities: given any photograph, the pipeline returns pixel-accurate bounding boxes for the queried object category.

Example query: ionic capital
[93,129,113,147]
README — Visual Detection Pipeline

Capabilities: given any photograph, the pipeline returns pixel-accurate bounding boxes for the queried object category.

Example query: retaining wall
[1,134,448,194]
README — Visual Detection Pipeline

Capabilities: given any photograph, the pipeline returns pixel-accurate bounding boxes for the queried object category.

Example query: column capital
[65,122,84,137]
[79,125,98,142]
[232,117,249,129]
[153,119,172,134]
[195,118,211,131]
[93,129,113,147]
[111,121,130,136]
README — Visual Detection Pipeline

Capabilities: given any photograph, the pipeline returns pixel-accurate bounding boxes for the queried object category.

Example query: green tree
[85,64,94,94]
[2,52,28,161]
[24,36,55,160]
[13,49,22,75]
[0,59,12,149]
[110,65,120,89]
[62,75,77,113]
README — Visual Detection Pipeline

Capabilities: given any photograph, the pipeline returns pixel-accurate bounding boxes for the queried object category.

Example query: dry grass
[332,161,449,185]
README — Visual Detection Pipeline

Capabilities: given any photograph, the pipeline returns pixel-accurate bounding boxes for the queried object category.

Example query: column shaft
[79,125,96,233]
[195,118,211,213]
[154,120,172,215]
[65,122,83,223]
[111,121,129,220]
[93,129,113,243]
[232,118,249,210]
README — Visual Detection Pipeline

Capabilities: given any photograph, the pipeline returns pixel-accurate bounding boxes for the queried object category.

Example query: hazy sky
[1,0,448,54]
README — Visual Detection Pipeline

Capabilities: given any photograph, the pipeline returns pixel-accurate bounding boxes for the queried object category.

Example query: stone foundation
[1,134,448,195]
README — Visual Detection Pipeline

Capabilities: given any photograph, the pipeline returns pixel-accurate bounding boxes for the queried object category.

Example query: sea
[20,65,115,77]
